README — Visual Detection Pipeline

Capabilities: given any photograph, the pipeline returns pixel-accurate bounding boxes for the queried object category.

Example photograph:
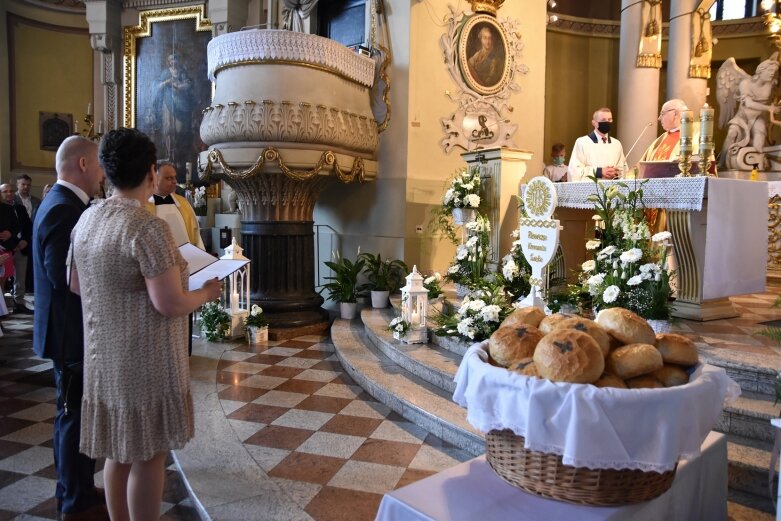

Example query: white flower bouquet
[387,316,411,337]
[442,166,482,210]
[445,214,491,290]
[434,283,512,342]
[497,228,532,302]
[423,272,443,299]
[193,186,207,216]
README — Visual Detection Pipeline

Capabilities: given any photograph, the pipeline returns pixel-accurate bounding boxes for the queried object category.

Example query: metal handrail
[314,224,341,289]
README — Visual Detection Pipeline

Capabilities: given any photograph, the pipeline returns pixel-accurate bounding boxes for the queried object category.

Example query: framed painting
[123,6,212,183]
[39,112,73,151]
[458,15,511,96]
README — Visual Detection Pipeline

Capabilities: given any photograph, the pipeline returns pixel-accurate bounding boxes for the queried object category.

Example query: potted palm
[322,252,366,319]
[244,304,269,344]
[358,252,408,308]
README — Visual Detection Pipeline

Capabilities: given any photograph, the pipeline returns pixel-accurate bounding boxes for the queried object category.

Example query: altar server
[145,160,204,248]
[568,107,627,181]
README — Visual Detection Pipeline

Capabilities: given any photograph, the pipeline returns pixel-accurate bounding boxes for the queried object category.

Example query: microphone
[624,121,656,163]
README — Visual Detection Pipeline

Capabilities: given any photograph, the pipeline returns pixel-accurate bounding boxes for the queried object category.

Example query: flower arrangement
[193,186,207,217]
[497,229,532,302]
[445,214,491,290]
[199,301,231,341]
[434,282,512,342]
[423,272,443,299]
[321,251,365,304]
[442,166,482,210]
[573,177,674,320]
[245,304,268,329]
[387,316,411,337]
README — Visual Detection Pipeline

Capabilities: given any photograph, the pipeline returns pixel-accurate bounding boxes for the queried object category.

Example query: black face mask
[597,121,612,134]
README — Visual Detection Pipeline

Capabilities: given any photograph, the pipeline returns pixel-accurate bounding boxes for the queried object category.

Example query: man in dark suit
[34,136,107,521]
[15,174,40,295]
[1,183,32,314]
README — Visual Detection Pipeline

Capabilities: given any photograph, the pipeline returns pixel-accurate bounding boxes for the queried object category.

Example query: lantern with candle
[221,238,251,339]
[398,266,428,344]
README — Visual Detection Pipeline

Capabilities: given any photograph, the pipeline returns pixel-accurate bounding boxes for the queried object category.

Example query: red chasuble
[651,131,680,161]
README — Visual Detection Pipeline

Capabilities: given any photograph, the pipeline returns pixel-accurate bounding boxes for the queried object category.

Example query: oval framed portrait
[458,15,510,96]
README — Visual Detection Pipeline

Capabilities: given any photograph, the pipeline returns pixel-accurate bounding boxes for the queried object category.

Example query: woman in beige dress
[69,128,221,521]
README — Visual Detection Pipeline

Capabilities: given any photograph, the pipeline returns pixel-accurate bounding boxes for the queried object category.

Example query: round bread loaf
[593,374,627,389]
[508,358,540,378]
[606,343,664,380]
[652,365,690,387]
[554,317,611,358]
[595,307,656,345]
[655,334,699,367]
[488,325,544,367]
[626,375,664,389]
[538,313,575,335]
[533,329,604,384]
[521,362,541,378]
[501,306,546,329]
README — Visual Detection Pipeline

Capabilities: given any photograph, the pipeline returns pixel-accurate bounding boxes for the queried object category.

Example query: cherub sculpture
[717,53,780,171]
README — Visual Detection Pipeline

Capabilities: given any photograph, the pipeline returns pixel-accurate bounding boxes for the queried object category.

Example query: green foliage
[245,304,268,328]
[358,252,408,293]
[321,252,366,303]
[433,281,513,342]
[427,204,459,245]
[445,214,491,290]
[199,301,231,342]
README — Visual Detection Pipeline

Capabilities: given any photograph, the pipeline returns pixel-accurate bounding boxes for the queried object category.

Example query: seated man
[568,107,626,181]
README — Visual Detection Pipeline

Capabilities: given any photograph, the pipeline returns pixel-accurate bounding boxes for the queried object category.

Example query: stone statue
[717,53,780,171]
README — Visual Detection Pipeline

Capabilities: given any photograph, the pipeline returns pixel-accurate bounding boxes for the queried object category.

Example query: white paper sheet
[178,243,250,290]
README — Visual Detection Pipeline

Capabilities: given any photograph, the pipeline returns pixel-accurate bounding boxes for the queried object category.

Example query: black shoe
[13,304,33,314]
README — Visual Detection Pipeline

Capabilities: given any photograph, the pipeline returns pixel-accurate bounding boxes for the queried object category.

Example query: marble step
[726,433,778,503]
[698,342,780,400]
[719,392,779,444]
[361,308,461,394]
[331,317,485,456]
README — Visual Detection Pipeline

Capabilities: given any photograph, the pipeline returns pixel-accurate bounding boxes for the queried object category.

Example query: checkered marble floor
[212,336,473,521]
[0,314,200,520]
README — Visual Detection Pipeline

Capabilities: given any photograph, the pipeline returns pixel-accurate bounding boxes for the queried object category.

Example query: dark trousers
[53,361,98,514]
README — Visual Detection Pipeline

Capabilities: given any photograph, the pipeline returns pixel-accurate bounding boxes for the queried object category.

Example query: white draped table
[375,431,727,521]
[552,178,768,321]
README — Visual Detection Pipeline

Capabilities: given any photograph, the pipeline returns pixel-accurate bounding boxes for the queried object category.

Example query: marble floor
[2,290,781,520]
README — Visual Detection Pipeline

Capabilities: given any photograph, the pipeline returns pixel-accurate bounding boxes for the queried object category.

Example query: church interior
[1,0,780,520]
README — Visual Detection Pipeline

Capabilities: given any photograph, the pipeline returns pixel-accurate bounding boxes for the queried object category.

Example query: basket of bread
[452,306,740,506]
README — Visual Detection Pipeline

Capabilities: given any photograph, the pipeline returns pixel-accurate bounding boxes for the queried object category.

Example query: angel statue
[717,53,780,171]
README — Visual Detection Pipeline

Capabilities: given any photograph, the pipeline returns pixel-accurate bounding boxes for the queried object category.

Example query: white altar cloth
[375,431,727,521]
[553,177,708,211]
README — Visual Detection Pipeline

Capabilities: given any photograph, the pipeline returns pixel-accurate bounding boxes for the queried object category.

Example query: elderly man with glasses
[640,99,689,162]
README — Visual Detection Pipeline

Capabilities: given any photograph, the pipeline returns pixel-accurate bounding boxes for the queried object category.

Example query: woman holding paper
[68,127,221,521]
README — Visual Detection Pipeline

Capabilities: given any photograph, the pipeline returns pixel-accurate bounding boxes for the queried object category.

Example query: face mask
[553,156,565,165]
[597,121,612,134]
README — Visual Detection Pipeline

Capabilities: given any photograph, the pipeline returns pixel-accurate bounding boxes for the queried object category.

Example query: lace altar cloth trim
[549,178,708,211]
[453,342,740,472]
[207,29,375,86]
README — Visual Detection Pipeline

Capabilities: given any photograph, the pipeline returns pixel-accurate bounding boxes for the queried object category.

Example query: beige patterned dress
[73,198,193,463]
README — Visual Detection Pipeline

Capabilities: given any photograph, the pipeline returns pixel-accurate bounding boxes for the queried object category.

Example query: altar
[376,431,727,521]
[551,178,768,321]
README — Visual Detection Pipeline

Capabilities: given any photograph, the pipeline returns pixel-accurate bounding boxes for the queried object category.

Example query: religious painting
[39,112,73,151]
[458,15,510,96]
[124,6,212,183]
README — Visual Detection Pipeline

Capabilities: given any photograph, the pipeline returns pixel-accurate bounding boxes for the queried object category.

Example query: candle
[74,120,79,134]
[185,162,192,183]
[411,310,420,326]
[699,106,714,142]
[230,291,239,312]
[97,120,104,134]
[679,110,694,154]
[86,102,92,116]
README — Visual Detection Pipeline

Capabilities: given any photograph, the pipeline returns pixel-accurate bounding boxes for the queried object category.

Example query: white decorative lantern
[400,265,428,344]
[221,238,251,339]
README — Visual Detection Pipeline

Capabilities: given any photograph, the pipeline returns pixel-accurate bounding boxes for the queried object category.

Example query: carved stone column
[617,0,661,167]
[668,0,713,112]
[85,0,121,130]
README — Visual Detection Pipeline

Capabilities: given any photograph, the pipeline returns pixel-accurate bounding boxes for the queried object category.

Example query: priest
[640,99,688,161]
[146,160,204,248]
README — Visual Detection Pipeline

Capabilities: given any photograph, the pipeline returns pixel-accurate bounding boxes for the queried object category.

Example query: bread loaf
[538,313,575,335]
[502,307,546,329]
[508,357,540,378]
[533,330,604,384]
[488,325,545,367]
[606,343,664,379]
[596,307,655,345]
[626,375,664,389]
[652,365,690,387]
[655,334,699,367]
[593,374,627,389]
[554,317,611,358]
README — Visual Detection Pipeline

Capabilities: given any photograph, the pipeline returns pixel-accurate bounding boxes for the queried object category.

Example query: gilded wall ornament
[637,0,662,69]
[440,6,527,153]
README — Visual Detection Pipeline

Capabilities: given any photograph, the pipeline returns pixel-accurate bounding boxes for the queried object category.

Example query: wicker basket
[486,429,677,506]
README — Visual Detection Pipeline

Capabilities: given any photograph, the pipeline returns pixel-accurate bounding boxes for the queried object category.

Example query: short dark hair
[99,128,156,190]
[15,174,31,182]
[156,160,176,173]
[551,142,565,154]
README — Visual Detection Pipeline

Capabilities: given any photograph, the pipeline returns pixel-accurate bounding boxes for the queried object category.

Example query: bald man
[0,183,32,313]
[33,136,108,520]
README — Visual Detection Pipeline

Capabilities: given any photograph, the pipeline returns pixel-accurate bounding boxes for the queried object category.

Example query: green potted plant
[244,304,269,344]
[199,301,231,342]
[358,252,408,308]
[322,251,366,319]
